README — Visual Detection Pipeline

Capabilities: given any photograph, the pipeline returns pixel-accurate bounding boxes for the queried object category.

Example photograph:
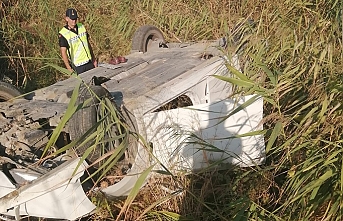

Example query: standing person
[59,8,97,75]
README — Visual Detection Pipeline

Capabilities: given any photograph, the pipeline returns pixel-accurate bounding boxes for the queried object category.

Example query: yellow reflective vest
[59,23,91,67]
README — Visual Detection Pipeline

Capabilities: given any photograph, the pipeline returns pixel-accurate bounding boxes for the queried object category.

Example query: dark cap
[66,8,78,20]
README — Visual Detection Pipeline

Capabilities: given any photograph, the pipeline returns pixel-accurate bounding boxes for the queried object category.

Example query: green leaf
[42,81,81,157]
[318,95,328,123]
[155,211,183,220]
[225,64,252,82]
[299,106,318,126]
[266,122,282,153]
[213,75,255,88]
[223,95,262,123]
[251,55,277,85]
[118,164,155,218]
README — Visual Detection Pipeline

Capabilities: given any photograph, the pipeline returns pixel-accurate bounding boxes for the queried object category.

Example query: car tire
[0,81,22,102]
[68,85,111,165]
[131,25,166,53]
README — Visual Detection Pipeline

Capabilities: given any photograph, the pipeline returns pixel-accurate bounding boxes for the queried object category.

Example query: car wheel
[68,85,112,165]
[68,84,139,186]
[0,81,22,102]
[131,25,166,53]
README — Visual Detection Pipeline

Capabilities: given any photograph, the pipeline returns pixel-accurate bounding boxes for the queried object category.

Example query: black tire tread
[131,25,165,53]
[68,85,110,163]
[0,81,22,102]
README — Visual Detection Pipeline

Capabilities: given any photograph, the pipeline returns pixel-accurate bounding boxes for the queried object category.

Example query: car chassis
[0,25,265,220]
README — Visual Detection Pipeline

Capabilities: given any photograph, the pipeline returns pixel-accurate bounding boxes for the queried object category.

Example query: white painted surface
[0,171,16,198]
[143,95,265,172]
[103,95,265,197]
[0,158,96,220]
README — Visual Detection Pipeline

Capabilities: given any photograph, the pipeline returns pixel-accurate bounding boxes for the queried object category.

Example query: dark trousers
[75,61,95,75]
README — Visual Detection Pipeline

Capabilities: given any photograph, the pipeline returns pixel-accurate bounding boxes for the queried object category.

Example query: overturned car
[0,25,265,220]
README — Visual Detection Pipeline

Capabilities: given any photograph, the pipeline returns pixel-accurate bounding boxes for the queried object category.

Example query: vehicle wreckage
[0,25,265,220]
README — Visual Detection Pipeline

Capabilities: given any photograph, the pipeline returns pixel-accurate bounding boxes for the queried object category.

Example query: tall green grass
[0,0,343,220]
[225,1,343,220]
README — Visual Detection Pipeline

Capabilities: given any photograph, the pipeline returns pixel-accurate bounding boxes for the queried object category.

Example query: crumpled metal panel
[102,95,265,197]
[143,95,265,172]
[0,171,16,198]
[0,158,96,220]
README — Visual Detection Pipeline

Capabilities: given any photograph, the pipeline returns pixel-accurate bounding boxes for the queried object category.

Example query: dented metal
[0,37,265,220]
[0,158,96,220]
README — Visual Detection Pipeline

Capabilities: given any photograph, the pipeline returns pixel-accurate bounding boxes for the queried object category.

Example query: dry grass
[0,0,343,220]
[86,166,279,221]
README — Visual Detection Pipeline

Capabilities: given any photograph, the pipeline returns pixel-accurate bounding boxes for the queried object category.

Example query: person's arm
[60,47,73,72]
[59,33,73,72]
